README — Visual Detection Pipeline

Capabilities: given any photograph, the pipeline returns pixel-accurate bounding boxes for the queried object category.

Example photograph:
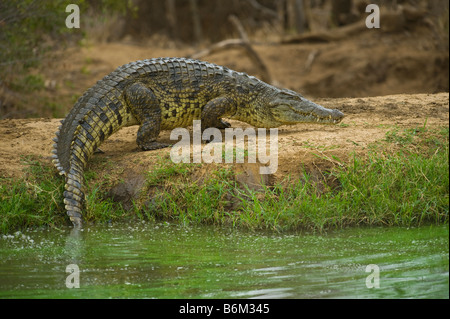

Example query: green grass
[0,126,448,234]
[140,125,449,231]
[0,157,128,233]
[142,166,238,226]
[0,157,66,233]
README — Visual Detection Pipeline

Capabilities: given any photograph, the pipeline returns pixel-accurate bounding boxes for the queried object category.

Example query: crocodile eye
[283,90,296,97]
[281,90,302,101]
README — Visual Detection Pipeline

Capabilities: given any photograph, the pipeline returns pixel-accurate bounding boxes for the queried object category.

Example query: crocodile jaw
[269,90,344,126]
[281,101,344,125]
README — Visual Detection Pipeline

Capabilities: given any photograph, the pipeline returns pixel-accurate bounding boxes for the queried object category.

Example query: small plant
[384,122,428,145]
[0,156,66,233]
[146,157,199,186]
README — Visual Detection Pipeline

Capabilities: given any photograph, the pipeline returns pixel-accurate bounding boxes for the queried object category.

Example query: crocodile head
[269,89,344,126]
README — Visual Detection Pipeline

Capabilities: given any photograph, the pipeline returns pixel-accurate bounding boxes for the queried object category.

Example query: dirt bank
[1,93,448,191]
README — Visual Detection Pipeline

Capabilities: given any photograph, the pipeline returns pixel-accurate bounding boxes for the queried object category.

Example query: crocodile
[52,57,344,227]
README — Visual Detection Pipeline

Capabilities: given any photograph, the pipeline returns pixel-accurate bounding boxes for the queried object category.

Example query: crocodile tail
[51,125,65,175]
[56,97,126,226]
[64,159,85,226]
[54,99,138,225]
[51,85,93,175]
[52,120,86,225]
[52,61,151,226]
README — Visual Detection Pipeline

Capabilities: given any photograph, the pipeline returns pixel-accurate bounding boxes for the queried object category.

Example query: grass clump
[140,126,449,231]
[0,157,66,233]
[0,156,129,233]
[245,126,448,230]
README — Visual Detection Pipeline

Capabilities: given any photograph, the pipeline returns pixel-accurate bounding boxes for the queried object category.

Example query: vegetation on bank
[0,125,448,234]
[0,0,134,118]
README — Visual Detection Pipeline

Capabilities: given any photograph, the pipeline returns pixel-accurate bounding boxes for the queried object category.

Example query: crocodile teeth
[52,137,58,142]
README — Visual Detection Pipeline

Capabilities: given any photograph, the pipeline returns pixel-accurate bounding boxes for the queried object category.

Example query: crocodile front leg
[200,96,237,143]
[125,82,170,151]
[201,96,237,131]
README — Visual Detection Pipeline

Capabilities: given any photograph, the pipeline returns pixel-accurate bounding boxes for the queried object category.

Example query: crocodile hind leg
[125,82,170,150]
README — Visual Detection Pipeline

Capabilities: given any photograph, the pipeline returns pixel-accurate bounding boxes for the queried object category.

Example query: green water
[0,223,448,299]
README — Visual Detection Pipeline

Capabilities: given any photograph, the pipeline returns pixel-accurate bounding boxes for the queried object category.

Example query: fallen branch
[188,15,272,84]
[282,5,428,44]
[281,19,367,44]
[189,39,272,84]
[228,15,249,43]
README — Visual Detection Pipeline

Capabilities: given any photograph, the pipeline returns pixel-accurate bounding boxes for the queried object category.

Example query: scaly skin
[52,57,344,227]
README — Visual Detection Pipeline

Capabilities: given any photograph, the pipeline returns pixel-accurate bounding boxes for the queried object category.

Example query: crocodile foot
[217,119,231,129]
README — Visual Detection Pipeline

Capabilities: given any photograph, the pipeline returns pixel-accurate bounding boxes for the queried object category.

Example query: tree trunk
[286,0,309,33]
[189,0,203,45]
[331,0,353,26]
[166,0,178,41]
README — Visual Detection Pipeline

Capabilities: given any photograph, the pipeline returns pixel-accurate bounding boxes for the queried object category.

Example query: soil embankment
[1,93,448,196]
